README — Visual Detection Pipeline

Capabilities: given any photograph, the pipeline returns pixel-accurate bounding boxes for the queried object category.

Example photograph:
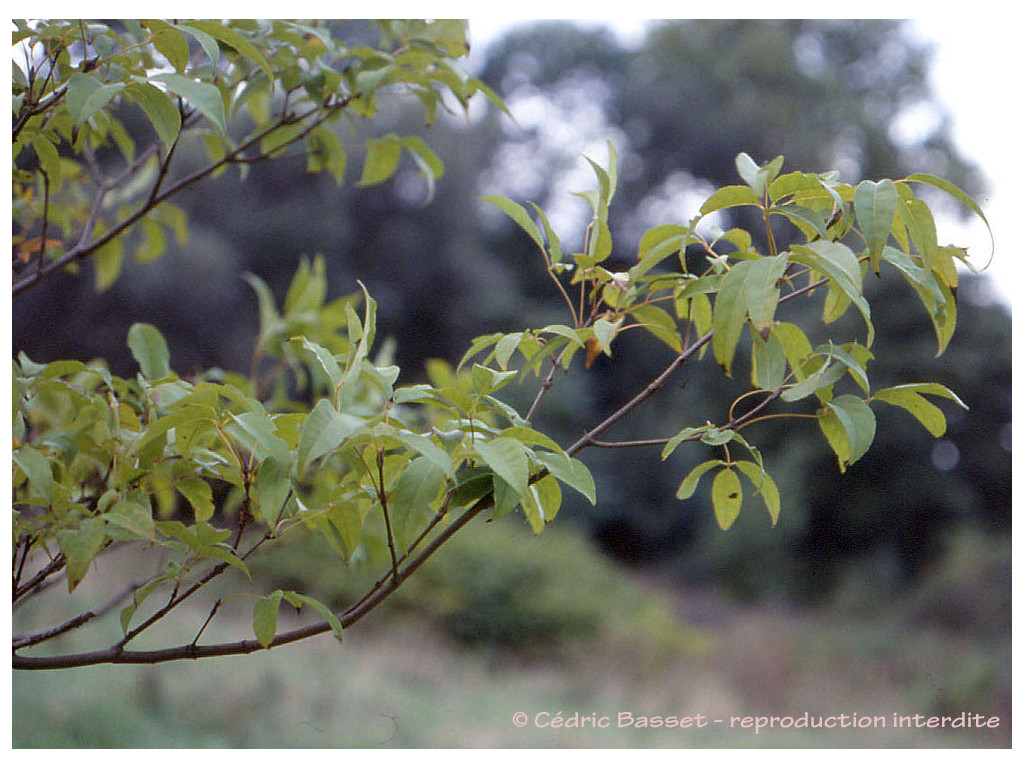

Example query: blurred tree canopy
[13,19,1010,603]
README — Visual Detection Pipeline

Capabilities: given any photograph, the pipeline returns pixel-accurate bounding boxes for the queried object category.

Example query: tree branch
[567,330,713,457]
[12,492,494,670]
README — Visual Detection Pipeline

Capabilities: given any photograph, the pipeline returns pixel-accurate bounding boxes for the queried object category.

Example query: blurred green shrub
[249,516,708,655]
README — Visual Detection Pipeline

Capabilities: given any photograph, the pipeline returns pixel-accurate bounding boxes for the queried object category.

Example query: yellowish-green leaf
[358,134,402,186]
[734,460,780,525]
[675,459,723,500]
[700,184,761,216]
[711,468,743,530]
[177,476,214,522]
[818,394,876,471]
[127,322,171,380]
[56,519,107,591]
[871,383,967,437]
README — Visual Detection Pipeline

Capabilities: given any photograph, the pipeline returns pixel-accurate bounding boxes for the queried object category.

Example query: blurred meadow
[12,19,1011,748]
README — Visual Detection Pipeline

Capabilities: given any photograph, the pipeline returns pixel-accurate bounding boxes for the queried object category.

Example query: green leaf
[294,337,343,392]
[306,125,347,183]
[254,457,290,525]
[905,173,994,268]
[633,224,689,278]
[700,185,761,216]
[524,473,562,532]
[175,23,219,70]
[13,445,54,501]
[711,468,743,530]
[401,135,445,202]
[30,135,62,187]
[358,134,402,186]
[911,276,958,356]
[389,456,445,550]
[769,204,829,240]
[475,437,530,498]
[534,451,596,505]
[103,499,157,541]
[745,254,789,332]
[56,518,107,591]
[93,231,124,292]
[819,394,877,471]
[177,476,214,523]
[66,72,125,126]
[751,330,787,390]
[136,403,215,460]
[127,323,171,380]
[339,282,378,399]
[630,304,683,353]
[593,317,622,355]
[897,196,939,270]
[318,500,364,562]
[152,73,227,134]
[780,346,846,403]
[871,383,967,437]
[260,122,306,158]
[296,399,363,473]
[661,426,706,460]
[494,332,524,370]
[499,426,565,455]
[712,260,754,376]
[675,459,723,500]
[481,195,547,254]
[489,474,522,521]
[146,20,190,72]
[228,411,292,468]
[471,363,518,395]
[854,179,898,270]
[253,590,284,648]
[529,202,563,265]
[790,244,873,346]
[185,20,273,80]
[589,217,610,264]
[281,592,343,642]
[735,152,782,197]
[395,431,454,477]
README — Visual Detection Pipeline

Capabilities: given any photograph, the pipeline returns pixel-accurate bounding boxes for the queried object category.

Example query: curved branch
[567,330,713,456]
[12,492,494,670]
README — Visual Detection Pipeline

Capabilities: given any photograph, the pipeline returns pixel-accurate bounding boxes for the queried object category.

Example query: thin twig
[32,169,51,280]
[377,449,400,586]
[190,599,223,648]
[567,330,713,457]
[13,554,67,604]
[116,531,273,648]
[12,580,140,649]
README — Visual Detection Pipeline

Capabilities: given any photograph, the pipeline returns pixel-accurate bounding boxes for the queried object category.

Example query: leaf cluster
[469,149,983,529]
[12,19,503,295]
